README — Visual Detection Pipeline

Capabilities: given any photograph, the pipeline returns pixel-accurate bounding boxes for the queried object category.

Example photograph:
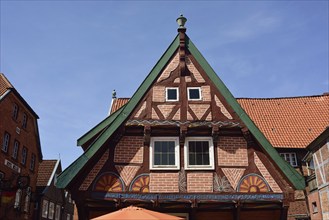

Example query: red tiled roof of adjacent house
[110,98,130,114]
[36,160,58,187]
[237,94,329,149]
[0,73,14,96]
[110,94,329,149]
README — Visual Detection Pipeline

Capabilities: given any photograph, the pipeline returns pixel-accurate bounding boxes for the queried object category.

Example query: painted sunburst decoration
[129,174,150,192]
[238,174,269,193]
[93,172,124,192]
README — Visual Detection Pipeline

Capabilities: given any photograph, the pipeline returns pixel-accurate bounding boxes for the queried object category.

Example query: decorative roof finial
[112,89,117,99]
[176,14,187,30]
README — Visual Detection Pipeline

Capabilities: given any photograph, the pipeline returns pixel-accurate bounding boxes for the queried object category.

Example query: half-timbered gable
[57,16,305,220]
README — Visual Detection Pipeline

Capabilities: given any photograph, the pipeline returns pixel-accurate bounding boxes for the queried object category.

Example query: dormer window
[166,88,179,101]
[188,87,202,100]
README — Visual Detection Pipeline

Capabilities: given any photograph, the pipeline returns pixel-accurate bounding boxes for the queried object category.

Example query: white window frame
[42,199,49,218]
[48,202,55,219]
[55,204,61,220]
[187,87,202,101]
[150,137,180,170]
[184,137,214,170]
[280,152,298,167]
[166,87,179,102]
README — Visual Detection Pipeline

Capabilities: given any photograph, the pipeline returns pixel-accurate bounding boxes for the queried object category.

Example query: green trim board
[77,106,124,146]
[57,34,305,190]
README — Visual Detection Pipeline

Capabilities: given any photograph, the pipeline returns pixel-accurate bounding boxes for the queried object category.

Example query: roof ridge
[237,94,329,100]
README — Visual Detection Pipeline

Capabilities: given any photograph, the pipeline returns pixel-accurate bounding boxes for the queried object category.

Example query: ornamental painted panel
[129,174,150,193]
[237,174,269,193]
[93,172,124,192]
[222,168,246,190]
[115,165,141,186]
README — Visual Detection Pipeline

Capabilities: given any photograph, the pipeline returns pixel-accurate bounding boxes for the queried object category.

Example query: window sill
[150,166,180,170]
[185,166,214,170]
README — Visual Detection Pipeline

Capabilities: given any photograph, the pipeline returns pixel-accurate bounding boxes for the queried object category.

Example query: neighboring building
[35,160,74,220]
[57,16,305,220]
[303,128,329,220]
[0,73,43,220]
[238,95,329,219]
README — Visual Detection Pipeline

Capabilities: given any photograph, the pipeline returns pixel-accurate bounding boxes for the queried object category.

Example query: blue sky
[1,1,328,168]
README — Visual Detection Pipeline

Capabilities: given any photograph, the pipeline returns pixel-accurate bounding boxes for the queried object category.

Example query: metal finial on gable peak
[176,14,189,76]
[112,89,117,99]
[176,14,187,30]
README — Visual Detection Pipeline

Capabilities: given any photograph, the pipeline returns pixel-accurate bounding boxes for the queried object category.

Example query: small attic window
[188,87,202,100]
[166,88,179,101]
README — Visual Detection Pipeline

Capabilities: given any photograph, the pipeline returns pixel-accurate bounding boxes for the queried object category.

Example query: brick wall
[188,104,211,120]
[187,172,213,192]
[149,172,179,192]
[201,86,211,101]
[158,104,175,119]
[114,136,143,163]
[186,57,205,83]
[152,86,165,103]
[307,190,322,220]
[157,52,179,83]
[79,149,109,190]
[254,152,282,193]
[319,186,329,219]
[217,136,248,166]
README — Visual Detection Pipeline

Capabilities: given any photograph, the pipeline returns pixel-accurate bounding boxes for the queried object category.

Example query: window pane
[154,154,161,165]
[169,153,175,165]
[189,89,200,100]
[188,141,210,166]
[153,141,176,166]
[167,89,177,100]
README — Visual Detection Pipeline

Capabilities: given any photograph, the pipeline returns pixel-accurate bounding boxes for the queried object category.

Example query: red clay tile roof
[110,94,329,149]
[110,98,130,114]
[37,160,58,187]
[237,94,329,149]
[0,73,13,96]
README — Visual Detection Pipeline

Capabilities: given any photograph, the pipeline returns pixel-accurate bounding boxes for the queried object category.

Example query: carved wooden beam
[212,125,219,146]
[180,125,187,145]
[144,125,151,146]
[241,127,254,145]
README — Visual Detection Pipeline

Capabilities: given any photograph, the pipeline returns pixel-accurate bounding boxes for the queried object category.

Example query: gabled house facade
[0,73,43,220]
[35,160,74,220]
[109,91,329,220]
[57,16,305,220]
[303,128,329,220]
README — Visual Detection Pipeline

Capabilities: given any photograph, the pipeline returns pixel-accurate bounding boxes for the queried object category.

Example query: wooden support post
[144,125,151,146]
[233,201,241,220]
